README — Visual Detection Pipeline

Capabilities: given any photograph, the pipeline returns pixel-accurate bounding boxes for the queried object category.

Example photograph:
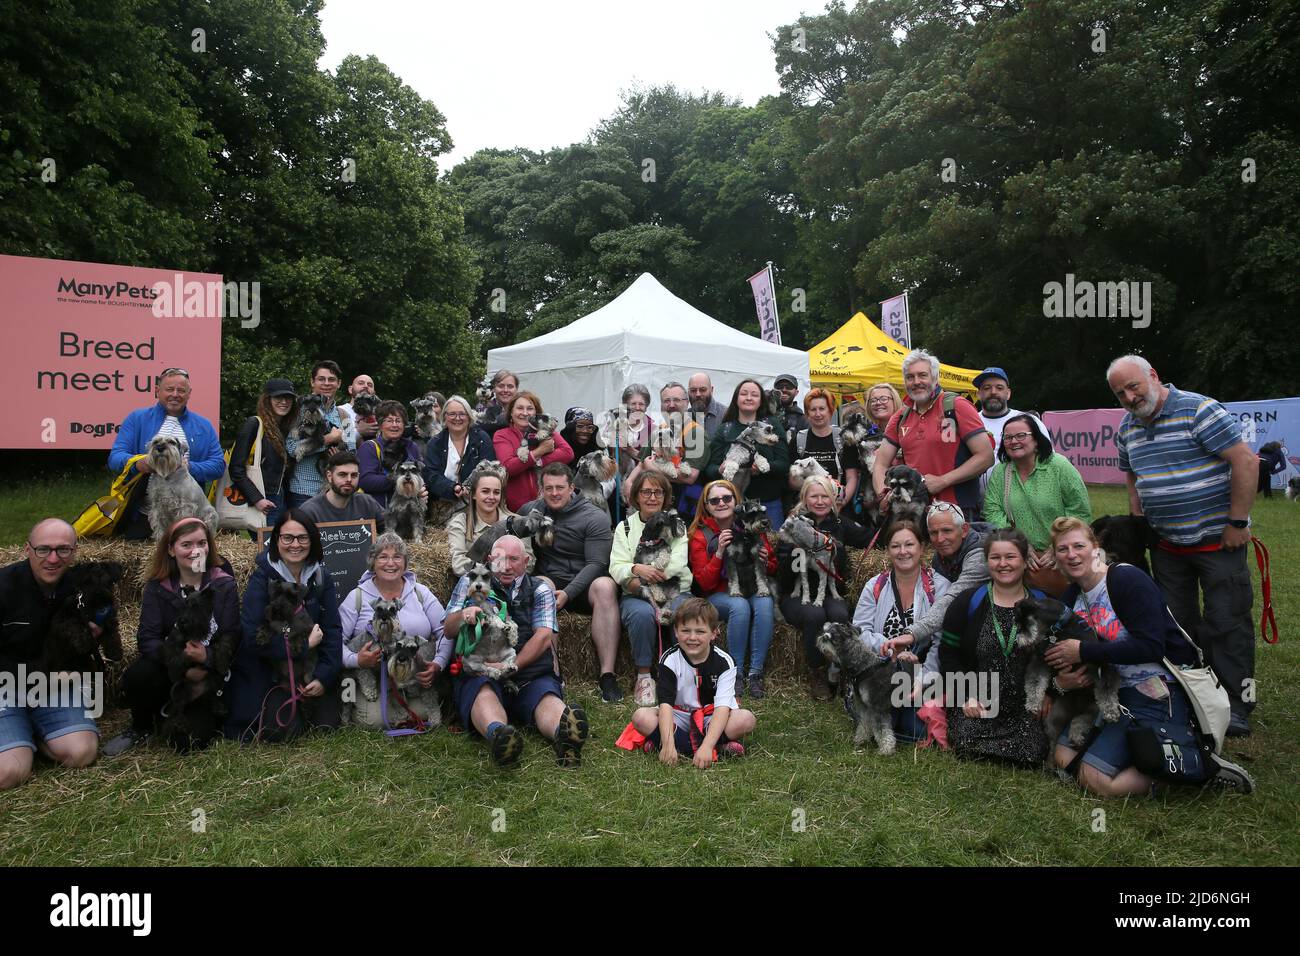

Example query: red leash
[1251,536,1278,644]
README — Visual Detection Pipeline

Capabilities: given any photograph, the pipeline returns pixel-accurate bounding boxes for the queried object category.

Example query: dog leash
[863,488,893,552]
[378,653,428,736]
[1251,536,1278,644]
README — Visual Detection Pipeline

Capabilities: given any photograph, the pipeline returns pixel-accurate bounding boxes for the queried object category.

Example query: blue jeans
[621,593,690,668]
[761,498,784,531]
[707,593,774,676]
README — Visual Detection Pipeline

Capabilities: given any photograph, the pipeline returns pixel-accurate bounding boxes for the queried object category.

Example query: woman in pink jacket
[493,391,574,511]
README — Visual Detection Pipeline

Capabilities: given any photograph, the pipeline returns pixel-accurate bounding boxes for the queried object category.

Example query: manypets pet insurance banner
[1045,399,1300,488]
[1,254,222,449]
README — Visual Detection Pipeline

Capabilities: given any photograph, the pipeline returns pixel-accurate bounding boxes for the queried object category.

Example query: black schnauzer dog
[883,465,930,540]
[46,561,125,672]
[725,500,775,598]
[1091,515,1154,576]
[256,580,317,691]
[162,587,237,751]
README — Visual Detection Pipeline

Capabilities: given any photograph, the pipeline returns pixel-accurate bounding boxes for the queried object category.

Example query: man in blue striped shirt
[1108,355,1259,736]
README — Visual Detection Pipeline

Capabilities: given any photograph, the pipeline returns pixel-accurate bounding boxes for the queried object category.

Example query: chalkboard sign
[257,519,377,598]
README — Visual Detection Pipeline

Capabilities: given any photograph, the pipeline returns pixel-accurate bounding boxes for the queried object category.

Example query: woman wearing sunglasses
[688,480,776,698]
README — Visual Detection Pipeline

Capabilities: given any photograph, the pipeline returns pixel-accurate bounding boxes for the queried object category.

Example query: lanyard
[990,590,1027,658]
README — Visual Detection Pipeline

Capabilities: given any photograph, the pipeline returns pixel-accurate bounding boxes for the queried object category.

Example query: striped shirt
[1116,385,1242,544]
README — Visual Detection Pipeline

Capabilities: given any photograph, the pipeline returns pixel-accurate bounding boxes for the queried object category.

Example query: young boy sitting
[619,597,757,768]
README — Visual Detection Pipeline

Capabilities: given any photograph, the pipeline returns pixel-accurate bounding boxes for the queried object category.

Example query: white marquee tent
[486,273,811,417]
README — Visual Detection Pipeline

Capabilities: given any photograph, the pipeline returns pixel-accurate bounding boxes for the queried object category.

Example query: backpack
[870,568,936,604]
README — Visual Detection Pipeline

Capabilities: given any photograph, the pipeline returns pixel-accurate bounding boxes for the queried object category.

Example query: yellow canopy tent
[808,312,981,402]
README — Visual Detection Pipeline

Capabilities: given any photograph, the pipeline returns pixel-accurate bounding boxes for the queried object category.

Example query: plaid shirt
[447,573,556,634]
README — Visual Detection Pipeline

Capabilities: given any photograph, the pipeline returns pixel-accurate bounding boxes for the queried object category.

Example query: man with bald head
[1107,354,1260,736]
[687,372,727,440]
[0,519,100,789]
[443,535,589,768]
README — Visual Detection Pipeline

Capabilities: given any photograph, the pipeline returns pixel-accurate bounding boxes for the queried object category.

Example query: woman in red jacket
[688,479,777,698]
[493,391,574,511]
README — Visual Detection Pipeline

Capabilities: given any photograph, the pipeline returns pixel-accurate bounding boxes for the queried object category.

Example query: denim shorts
[0,703,100,754]
[455,673,564,734]
[1060,683,1205,780]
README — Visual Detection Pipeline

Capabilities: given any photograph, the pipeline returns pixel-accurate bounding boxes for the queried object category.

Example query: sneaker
[734,673,746,698]
[747,674,765,700]
[1226,713,1251,738]
[719,740,746,759]
[552,704,590,767]
[599,672,624,704]
[102,727,151,757]
[640,737,658,754]
[489,724,524,767]
[633,673,656,707]
[1208,753,1256,794]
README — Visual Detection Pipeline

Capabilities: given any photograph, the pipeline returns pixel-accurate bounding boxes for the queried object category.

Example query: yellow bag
[73,454,147,537]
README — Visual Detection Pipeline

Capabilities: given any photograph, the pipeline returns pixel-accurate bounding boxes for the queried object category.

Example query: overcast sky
[319,0,822,170]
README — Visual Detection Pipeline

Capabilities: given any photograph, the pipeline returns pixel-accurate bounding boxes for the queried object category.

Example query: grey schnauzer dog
[883,465,930,538]
[386,462,426,541]
[289,395,329,462]
[466,510,555,566]
[631,510,688,621]
[467,458,508,488]
[778,513,840,606]
[351,393,380,433]
[644,418,684,479]
[1016,596,1122,747]
[840,410,883,517]
[348,597,405,703]
[575,450,617,514]
[726,499,774,598]
[719,422,781,497]
[145,436,219,538]
[788,456,829,486]
[516,414,559,461]
[410,394,442,441]
[456,563,520,682]
[816,622,897,754]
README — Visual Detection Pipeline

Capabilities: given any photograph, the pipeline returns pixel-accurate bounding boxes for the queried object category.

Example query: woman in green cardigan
[705,379,791,528]
[982,414,1090,595]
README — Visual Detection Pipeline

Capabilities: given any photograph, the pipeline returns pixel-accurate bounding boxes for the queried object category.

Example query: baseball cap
[973,367,1009,388]
[774,374,798,388]
[264,378,297,398]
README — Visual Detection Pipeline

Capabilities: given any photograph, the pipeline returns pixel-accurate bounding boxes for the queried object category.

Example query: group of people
[0,350,1261,794]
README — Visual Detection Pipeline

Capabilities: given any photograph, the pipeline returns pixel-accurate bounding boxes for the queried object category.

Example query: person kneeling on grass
[617,598,755,768]
[443,535,589,768]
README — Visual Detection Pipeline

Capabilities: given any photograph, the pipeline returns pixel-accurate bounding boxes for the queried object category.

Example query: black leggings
[118,655,226,752]
[779,596,850,669]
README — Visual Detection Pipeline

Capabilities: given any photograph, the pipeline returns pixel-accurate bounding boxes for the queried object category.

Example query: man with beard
[871,349,994,517]
[687,372,727,440]
[298,451,385,526]
[1107,354,1259,737]
[338,372,379,442]
[973,367,1045,493]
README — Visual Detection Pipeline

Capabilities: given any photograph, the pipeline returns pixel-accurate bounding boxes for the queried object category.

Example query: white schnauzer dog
[726,499,775,598]
[632,510,688,621]
[788,456,829,486]
[574,450,617,514]
[817,622,897,754]
[410,393,442,441]
[145,436,219,538]
[289,394,329,462]
[883,464,930,537]
[778,513,840,606]
[719,422,781,498]
[386,462,426,541]
[1015,596,1122,748]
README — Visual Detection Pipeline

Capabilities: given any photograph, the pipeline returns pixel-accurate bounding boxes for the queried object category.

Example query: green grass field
[0,479,1295,866]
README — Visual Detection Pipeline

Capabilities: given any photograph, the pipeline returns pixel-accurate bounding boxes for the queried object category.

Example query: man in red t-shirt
[871,349,994,516]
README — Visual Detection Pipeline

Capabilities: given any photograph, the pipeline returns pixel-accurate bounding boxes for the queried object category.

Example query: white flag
[880,293,910,347]
[749,265,781,345]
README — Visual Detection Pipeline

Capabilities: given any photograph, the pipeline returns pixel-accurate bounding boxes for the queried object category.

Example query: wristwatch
[1227,517,1251,529]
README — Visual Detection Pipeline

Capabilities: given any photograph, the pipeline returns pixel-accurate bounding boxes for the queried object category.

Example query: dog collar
[1049,603,1074,635]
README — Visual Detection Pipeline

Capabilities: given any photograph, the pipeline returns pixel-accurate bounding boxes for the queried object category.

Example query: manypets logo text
[49,886,151,936]
[0,665,103,718]
[57,277,159,302]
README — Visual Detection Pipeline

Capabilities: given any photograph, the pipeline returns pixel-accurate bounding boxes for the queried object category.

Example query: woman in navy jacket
[423,395,495,505]
[225,510,343,743]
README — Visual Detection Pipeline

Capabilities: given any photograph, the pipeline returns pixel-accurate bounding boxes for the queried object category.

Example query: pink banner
[1043,408,1127,484]
[2,254,223,449]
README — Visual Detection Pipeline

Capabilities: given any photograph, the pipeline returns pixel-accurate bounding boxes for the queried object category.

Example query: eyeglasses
[445,411,468,419]
[707,494,735,505]
[29,543,75,559]
[279,533,311,545]
[159,367,189,379]
[926,501,966,524]
[639,488,665,498]
[381,416,405,425]
[1003,432,1034,443]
